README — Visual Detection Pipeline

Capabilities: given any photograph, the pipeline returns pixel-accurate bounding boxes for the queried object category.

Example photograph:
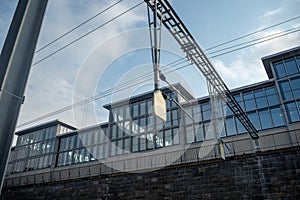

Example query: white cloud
[16,0,146,131]
[263,8,282,18]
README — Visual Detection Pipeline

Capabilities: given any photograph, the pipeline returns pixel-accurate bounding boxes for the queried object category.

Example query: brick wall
[1,147,300,199]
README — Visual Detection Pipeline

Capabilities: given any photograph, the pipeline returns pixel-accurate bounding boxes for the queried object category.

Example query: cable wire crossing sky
[0,0,300,137]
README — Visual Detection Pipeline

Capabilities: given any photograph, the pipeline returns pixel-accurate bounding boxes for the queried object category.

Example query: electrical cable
[17,25,300,128]
[35,0,125,53]
[205,15,300,51]
[32,1,144,67]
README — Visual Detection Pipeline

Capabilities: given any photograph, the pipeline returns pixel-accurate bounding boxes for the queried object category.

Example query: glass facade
[6,126,57,174]
[274,55,300,123]
[5,48,300,174]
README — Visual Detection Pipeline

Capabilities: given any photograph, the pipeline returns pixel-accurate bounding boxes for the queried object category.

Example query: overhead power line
[35,0,125,53]
[17,26,300,128]
[17,58,191,128]
[205,15,300,51]
[32,1,144,66]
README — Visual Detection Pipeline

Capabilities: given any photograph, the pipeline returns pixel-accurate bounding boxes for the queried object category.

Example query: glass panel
[165,111,172,128]
[279,81,293,101]
[193,106,202,122]
[156,131,164,147]
[140,135,146,151]
[202,103,211,121]
[147,133,155,149]
[225,117,237,136]
[124,137,131,153]
[265,87,279,106]
[132,103,139,117]
[259,109,272,130]
[285,102,300,123]
[172,128,180,145]
[243,91,256,111]
[234,94,244,110]
[132,137,139,152]
[290,77,300,99]
[273,61,287,79]
[184,107,193,125]
[254,89,267,109]
[284,58,299,76]
[165,129,172,146]
[186,125,194,143]
[247,112,261,130]
[270,107,285,127]
[140,102,146,116]
[236,118,246,134]
[195,124,204,142]
[172,109,179,126]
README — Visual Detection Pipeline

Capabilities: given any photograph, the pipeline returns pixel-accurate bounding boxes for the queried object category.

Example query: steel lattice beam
[145,0,259,139]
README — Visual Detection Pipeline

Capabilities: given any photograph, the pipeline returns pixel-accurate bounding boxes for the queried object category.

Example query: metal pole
[153,0,160,91]
[0,0,28,90]
[0,0,48,192]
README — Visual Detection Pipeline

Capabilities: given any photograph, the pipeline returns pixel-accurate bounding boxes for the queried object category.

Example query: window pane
[285,102,300,123]
[254,89,267,109]
[184,107,193,125]
[195,124,204,142]
[248,112,261,130]
[284,58,299,76]
[140,102,146,116]
[273,61,287,79]
[193,106,202,122]
[132,103,139,117]
[265,87,279,106]
[243,92,256,111]
[258,109,272,130]
[279,81,293,101]
[290,77,300,99]
[270,107,285,127]
[186,125,194,143]
[156,132,164,148]
[236,118,246,134]
[225,117,237,136]
[172,128,180,145]
[202,103,211,121]
[165,129,172,146]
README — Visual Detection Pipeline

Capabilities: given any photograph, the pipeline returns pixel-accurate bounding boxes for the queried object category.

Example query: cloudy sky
[0,0,300,139]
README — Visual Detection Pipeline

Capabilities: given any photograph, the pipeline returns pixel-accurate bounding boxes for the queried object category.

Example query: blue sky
[0,0,300,136]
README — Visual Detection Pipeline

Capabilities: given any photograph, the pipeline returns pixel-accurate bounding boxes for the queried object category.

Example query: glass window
[172,128,180,145]
[186,125,194,143]
[203,123,211,139]
[285,102,300,123]
[234,94,244,110]
[132,103,139,117]
[193,106,202,122]
[202,103,211,121]
[184,107,193,125]
[258,109,272,130]
[140,102,146,116]
[270,107,285,127]
[140,136,146,151]
[273,61,287,79]
[156,131,164,147]
[279,81,293,101]
[265,87,279,106]
[248,112,261,130]
[284,58,299,76]
[132,137,139,152]
[290,77,300,99]
[254,89,267,109]
[243,92,256,111]
[225,117,237,136]
[147,133,154,149]
[236,118,246,134]
[172,109,179,126]
[195,124,204,142]
[165,111,172,128]
[147,99,153,114]
[165,129,172,146]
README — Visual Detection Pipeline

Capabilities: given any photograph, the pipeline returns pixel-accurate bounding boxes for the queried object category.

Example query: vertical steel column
[0,0,48,192]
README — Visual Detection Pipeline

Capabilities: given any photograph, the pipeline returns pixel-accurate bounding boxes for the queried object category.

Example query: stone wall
[1,147,300,200]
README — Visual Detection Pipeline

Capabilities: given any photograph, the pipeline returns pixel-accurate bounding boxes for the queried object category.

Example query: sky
[0,0,300,142]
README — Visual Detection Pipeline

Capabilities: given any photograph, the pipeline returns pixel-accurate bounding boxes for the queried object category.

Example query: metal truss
[145,0,259,139]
